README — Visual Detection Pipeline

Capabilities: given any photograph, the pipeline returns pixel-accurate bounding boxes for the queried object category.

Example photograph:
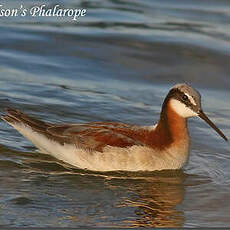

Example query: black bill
[198,110,228,141]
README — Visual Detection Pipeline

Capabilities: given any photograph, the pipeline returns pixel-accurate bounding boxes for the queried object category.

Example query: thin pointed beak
[198,110,228,141]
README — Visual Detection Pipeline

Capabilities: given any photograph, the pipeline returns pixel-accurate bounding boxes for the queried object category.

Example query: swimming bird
[1,83,228,172]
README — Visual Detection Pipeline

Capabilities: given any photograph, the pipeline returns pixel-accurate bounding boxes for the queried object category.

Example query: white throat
[170,99,198,118]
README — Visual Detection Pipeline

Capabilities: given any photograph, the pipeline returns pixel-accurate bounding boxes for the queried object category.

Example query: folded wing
[2,108,146,152]
[47,122,144,152]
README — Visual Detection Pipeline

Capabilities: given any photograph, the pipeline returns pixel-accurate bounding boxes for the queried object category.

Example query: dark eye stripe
[182,94,188,101]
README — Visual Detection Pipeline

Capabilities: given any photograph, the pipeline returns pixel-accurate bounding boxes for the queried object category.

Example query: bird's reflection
[115,170,186,228]
[22,156,186,227]
[0,143,186,228]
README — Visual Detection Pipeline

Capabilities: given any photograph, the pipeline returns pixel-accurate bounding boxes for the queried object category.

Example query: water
[0,0,230,227]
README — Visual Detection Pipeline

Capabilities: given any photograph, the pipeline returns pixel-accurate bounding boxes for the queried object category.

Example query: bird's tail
[1,108,51,133]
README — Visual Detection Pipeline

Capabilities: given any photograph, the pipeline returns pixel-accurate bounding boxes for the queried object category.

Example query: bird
[1,83,228,172]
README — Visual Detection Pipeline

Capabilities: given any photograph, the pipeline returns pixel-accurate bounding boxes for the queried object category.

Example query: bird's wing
[47,122,145,152]
[2,108,148,152]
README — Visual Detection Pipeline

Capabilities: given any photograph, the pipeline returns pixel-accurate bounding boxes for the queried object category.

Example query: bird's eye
[182,94,188,101]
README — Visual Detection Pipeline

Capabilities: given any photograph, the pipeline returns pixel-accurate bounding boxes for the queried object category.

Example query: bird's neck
[154,103,189,147]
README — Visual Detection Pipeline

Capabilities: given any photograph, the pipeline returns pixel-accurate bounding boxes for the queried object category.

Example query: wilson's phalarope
[1,83,227,172]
